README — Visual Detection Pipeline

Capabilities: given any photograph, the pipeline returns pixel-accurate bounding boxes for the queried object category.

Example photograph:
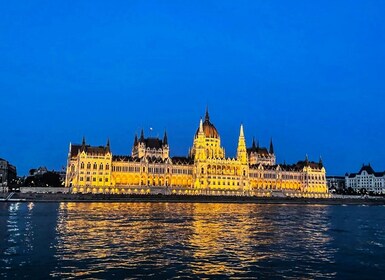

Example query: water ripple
[1,203,385,279]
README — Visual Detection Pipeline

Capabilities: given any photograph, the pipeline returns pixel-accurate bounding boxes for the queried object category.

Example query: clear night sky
[1,1,384,176]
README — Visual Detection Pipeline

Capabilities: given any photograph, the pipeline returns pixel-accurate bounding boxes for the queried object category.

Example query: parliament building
[65,109,328,197]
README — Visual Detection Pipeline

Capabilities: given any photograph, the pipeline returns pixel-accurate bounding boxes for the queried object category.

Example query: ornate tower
[191,118,207,161]
[237,124,248,164]
[162,130,170,160]
[190,108,225,160]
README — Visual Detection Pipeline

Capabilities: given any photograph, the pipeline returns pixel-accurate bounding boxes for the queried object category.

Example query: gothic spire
[237,124,247,164]
[240,123,244,137]
[140,129,145,142]
[81,136,86,152]
[269,138,274,154]
[163,130,168,146]
[106,138,110,151]
[134,134,138,146]
[252,137,256,149]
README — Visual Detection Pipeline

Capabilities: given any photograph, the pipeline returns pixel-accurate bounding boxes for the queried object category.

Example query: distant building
[326,176,345,192]
[65,108,328,196]
[345,164,385,194]
[0,158,17,188]
[30,166,48,176]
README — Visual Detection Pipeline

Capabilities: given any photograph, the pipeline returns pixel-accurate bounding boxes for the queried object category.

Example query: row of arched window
[79,162,110,171]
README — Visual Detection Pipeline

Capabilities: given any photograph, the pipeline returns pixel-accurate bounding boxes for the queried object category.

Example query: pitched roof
[247,146,270,156]
[112,155,141,162]
[347,165,385,178]
[296,160,323,170]
[172,156,194,165]
[70,144,110,157]
[141,138,164,149]
[358,164,375,175]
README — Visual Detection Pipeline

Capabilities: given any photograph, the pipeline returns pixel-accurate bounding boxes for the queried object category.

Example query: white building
[345,164,385,194]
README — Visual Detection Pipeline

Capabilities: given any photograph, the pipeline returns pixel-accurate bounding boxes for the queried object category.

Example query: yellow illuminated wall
[65,111,328,195]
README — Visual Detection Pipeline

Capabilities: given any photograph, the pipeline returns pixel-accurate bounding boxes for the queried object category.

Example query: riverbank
[1,192,385,205]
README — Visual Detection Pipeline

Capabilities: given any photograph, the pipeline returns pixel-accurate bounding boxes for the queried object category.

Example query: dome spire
[205,106,210,121]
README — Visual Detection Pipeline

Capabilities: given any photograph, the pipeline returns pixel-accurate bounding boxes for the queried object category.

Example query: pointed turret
[237,124,247,164]
[140,129,145,142]
[133,134,138,146]
[163,130,168,146]
[269,138,274,154]
[319,156,323,168]
[81,136,86,152]
[252,137,256,149]
[106,138,110,152]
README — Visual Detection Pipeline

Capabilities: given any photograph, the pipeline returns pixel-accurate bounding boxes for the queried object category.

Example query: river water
[0,202,384,279]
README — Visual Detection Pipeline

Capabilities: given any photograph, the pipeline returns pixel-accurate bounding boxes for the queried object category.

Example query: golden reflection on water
[53,202,335,278]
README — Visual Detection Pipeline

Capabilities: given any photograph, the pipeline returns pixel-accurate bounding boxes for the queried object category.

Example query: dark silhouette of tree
[24,171,62,188]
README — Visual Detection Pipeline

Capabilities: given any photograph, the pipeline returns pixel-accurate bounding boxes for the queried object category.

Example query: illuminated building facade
[345,164,385,194]
[65,109,328,197]
[0,158,17,190]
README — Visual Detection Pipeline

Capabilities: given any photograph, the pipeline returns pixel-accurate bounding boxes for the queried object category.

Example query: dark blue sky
[1,1,384,176]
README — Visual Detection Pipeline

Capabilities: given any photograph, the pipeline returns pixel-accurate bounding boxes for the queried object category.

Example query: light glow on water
[1,202,385,279]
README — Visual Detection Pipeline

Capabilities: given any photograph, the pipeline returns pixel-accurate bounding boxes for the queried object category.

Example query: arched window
[87,162,91,169]
[71,164,75,172]
[80,162,84,169]
[93,163,97,170]
[201,167,204,174]
[106,164,109,171]
[100,163,103,170]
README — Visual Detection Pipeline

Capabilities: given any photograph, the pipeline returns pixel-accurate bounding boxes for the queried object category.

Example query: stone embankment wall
[19,187,69,194]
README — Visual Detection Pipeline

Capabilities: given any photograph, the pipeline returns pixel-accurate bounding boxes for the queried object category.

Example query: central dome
[195,109,219,139]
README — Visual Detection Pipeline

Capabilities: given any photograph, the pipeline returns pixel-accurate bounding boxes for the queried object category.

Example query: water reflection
[52,203,337,279]
[0,202,59,279]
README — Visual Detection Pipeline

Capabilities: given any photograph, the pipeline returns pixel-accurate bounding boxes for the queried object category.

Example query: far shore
[1,192,385,205]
